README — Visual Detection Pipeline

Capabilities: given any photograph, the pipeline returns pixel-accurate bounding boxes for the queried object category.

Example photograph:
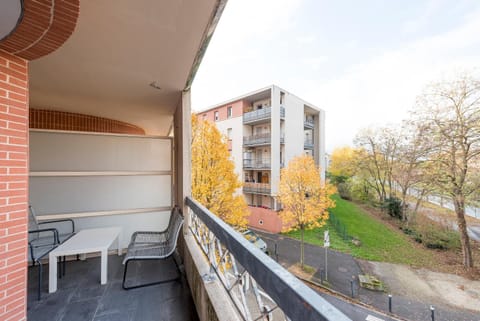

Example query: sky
[191,0,480,152]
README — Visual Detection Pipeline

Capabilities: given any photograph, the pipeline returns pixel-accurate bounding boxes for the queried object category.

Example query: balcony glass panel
[243,182,271,194]
[243,158,271,169]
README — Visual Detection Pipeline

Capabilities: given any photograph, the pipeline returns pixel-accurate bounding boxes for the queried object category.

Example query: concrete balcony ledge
[183,232,242,321]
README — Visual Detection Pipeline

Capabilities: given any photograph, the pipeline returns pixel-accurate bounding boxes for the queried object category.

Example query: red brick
[7,106,27,117]
[6,252,26,266]
[7,62,27,75]
[7,152,26,160]
[0,97,26,109]
[0,160,27,167]
[8,182,26,189]
[0,128,26,139]
[7,122,26,131]
[7,196,27,204]
[6,239,26,252]
[0,143,26,152]
[0,82,27,96]
[8,137,28,146]
[8,168,27,175]
[0,112,27,124]
[0,206,25,216]
[1,305,25,321]
[0,175,27,183]
[0,66,26,82]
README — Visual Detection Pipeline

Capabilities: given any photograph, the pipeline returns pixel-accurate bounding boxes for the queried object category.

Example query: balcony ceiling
[29,0,220,135]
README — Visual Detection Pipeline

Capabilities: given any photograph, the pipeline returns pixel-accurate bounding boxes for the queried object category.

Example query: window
[227,106,232,118]
[280,92,285,105]
[214,111,219,121]
[227,128,232,139]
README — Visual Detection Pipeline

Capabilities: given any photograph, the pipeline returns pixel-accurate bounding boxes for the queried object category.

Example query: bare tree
[354,127,400,203]
[412,73,480,268]
[391,121,430,221]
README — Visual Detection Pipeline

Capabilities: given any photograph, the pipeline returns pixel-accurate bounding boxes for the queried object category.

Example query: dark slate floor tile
[71,284,107,302]
[58,298,98,321]
[93,310,134,321]
[27,254,197,321]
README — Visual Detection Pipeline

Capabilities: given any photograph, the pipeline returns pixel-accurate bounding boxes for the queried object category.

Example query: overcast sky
[191,0,480,152]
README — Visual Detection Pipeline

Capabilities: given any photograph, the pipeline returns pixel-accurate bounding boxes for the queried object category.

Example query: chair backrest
[166,206,184,255]
[28,205,39,231]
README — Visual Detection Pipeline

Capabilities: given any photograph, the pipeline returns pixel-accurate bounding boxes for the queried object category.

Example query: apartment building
[199,85,326,232]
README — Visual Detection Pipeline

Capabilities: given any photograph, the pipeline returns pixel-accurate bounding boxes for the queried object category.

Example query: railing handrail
[186,197,350,321]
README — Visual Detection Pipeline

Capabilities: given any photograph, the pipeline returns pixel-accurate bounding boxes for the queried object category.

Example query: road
[310,282,400,321]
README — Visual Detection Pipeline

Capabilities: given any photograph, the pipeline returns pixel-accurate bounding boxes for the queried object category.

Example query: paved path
[255,230,480,321]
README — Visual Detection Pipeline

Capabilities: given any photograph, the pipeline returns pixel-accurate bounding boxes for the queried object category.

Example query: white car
[242,230,268,253]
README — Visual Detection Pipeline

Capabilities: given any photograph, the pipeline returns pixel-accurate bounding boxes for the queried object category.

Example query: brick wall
[0,50,29,321]
[248,206,283,234]
[30,109,146,135]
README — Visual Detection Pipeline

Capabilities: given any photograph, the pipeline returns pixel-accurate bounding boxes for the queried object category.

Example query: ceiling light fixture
[149,81,162,90]
[0,0,23,41]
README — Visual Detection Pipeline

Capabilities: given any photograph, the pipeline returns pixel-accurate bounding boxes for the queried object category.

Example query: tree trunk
[453,196,474,268]
[300,227,304,269]
[401,189,408,221]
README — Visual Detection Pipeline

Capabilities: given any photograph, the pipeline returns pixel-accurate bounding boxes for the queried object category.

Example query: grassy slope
[286,195,436,266]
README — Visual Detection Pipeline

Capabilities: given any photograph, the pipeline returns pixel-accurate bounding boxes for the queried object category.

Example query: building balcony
[244,133,271,146]
[304,139,314,149]
[243,134,285,146]
[304,118,315,129]
[27,197,349,321]
[243,182,271,195]
[243,158,271,169]
[243,106,285,125]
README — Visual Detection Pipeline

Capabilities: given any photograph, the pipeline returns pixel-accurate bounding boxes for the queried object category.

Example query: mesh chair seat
[122,207,184,290]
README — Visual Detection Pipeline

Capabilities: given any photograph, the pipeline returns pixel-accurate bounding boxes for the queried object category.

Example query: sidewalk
[255,230,480,321]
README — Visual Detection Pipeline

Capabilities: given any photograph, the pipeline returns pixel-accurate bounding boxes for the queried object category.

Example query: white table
[49,227,122,293]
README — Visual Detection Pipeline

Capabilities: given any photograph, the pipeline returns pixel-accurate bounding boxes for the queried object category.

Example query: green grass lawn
[286,195,436,266]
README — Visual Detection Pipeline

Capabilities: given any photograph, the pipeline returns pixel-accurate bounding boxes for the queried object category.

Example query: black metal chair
[28,206,75,300]
[122,206,184,290]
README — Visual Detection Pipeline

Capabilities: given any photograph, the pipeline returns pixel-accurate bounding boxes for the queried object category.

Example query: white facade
[199,85,326,211]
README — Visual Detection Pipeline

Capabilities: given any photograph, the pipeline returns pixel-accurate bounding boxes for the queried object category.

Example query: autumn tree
[354,127,400,202]
[412,73,480,268]
[391,121,430,221]
[191,115,248,227]
[278,155,335,269]
[329,146,356,183]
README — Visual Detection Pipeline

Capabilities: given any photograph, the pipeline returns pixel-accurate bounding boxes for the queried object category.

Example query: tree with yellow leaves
[278,155,336,269]
[191,115,248,227]
[329,146,356,183]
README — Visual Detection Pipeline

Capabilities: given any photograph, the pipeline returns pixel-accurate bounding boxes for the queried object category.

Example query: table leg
[117,233,122,256]
[49,253,58,293]
[101,249,107,284]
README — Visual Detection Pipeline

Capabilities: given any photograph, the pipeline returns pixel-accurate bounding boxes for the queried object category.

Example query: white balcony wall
[215,116,244,188]
[29,130,173,249]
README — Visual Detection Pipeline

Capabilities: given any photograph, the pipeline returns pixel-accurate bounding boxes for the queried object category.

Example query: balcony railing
[186,197,350,321]
[243,133,271,146]
[304,139,314,149]
[243,182,271,194]
[243,107,285,124]
[243,134,285,146]
[243,158,271,169]
[304,118,314,129]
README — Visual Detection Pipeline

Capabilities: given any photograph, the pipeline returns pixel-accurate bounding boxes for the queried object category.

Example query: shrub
[383,197,402,219]
[337,182,352,200]
[408,215,461,250]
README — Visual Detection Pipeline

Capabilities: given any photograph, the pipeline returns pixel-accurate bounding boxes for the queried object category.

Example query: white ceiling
[29,0,218,135]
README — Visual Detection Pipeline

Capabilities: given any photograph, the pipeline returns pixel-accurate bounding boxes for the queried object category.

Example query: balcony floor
[27,255,198,321]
